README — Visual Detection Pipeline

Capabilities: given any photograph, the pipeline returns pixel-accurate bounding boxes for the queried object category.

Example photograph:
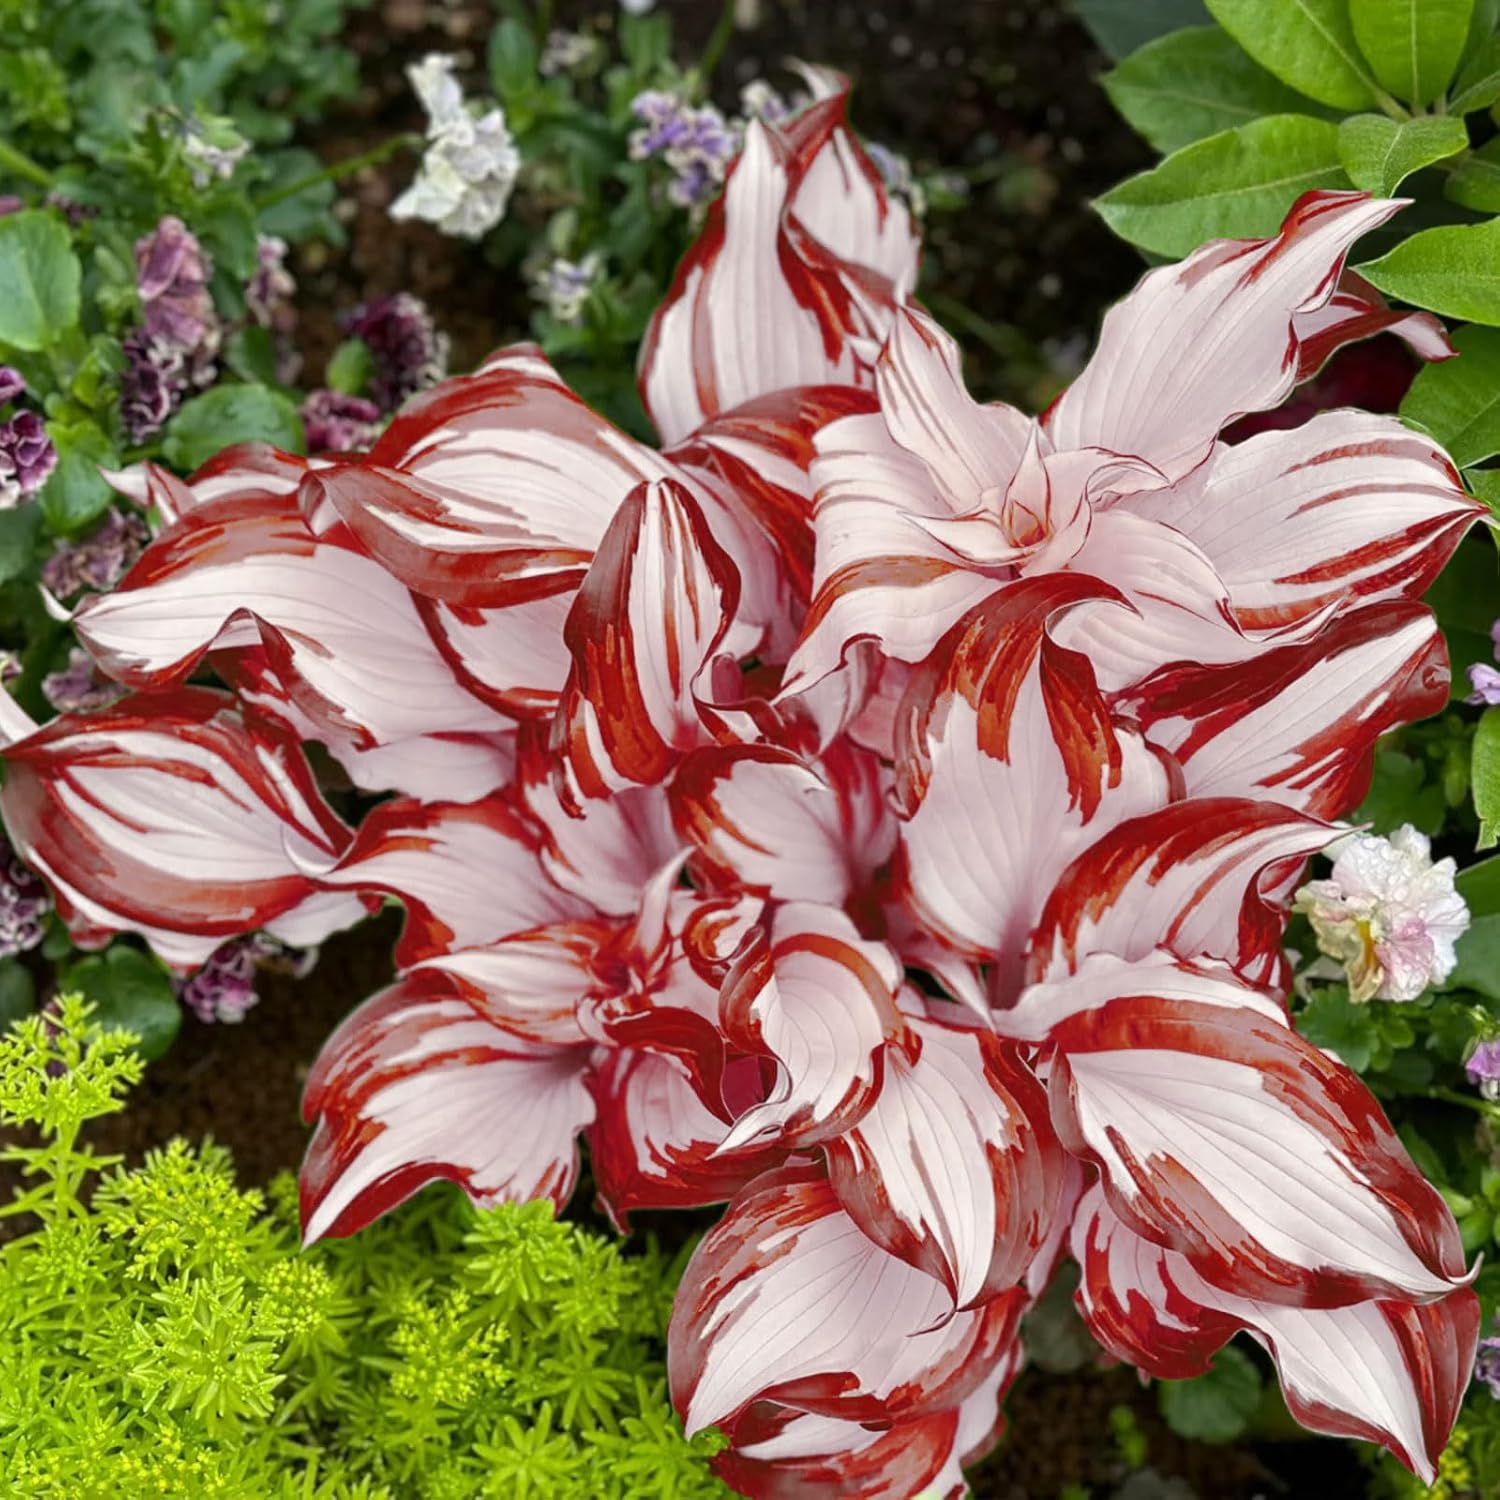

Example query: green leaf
[1457,853,1500,915]
[1158,1344,1263,1443]
[1474,705,1500,849]
[488,17,539,99]
[1350,0,1476,106]
[0,505,41,587]
[195,197,259,281]
[1073,0,1211,59]
[1205,0,1377,109]
[1297,987,1384,1071]
[1467,467,1500,515]
[1450,36,1500,112]
[1446,138,1500,214]
[59,945,182,1061]
[38,421,119,536]
[224,325,281,387]
[1448,913,1500,997]
[1104,27,1319,153]
[325,338,375,397]
[0,212,82,354]
[0,958,35,1030]
[1094,115,1348,258]
[163,385,304,472]
[1359,218,1500,325]
[1356,747,1446,835]
[1400,325,1500,466]
[1337,114,1469,194]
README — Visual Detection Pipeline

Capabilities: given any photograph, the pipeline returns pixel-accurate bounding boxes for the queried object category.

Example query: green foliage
[1475,706,1500,850]
[1071,0,1212,61]
[1401,325,1500,467]
[0,1001,728,1498]
[163,383,305,470]
[1204,0,1377,109]
[0,211,81,352]
[1348,0,1476,108]
[1157,1344,1263,1443]
[1360,220,1500,326]
[1094,114,1347,257]
[1337,114,1469,194]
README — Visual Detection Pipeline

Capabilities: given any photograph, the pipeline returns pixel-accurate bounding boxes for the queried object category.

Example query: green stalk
[0,137,55,190]
[252,134,423,213]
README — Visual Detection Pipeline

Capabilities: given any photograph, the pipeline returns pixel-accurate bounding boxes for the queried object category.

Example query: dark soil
[26,4,1373,1496]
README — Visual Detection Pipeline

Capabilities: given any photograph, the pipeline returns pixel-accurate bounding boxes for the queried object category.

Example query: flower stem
[252,134,423,212]
[698,0,739,84]
[0,139,55,190]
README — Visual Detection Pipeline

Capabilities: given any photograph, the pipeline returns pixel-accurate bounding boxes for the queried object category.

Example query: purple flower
[41,647,126,716]
[0,196,22,217]
[531,253,600,324]
[0,410,57,505]
[1479,1336,1500,1399]
[301,389,381,454]
[0,367,25,406]
[629,90,742,211]
[340,293,450,414]
[1468,1038,1500,1101]
[135,217,218,355]
[0,843,49,959]
[41,507,151,600]
[119,329,189,444]
[1470,622,1500,705]
[176,932,316,1024]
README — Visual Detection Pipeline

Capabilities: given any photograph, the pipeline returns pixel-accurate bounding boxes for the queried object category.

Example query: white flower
[391,54,520,241]
[620,0,657,14]
[531,253,602,324]
[1294,824,1469,1002]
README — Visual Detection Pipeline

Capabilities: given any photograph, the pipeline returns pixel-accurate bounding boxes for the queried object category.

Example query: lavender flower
[0,409,57,507]
[41,648,125,715]
[1469,622,1500,705]
[0,196,22,217]
[0,367,25,407]
[300,389,382,453]
[739,80,798,127]
[119,329,190,444]
[1479,1337,1500,1399]
[866,141,927,218]
[630,90,741,210]
[177,932,316,1024]
[1468,1038,1500,1101]
[531,253,601,324]
[0,843,49,958]
[41,507,150,600]
[182,120,250,188]
[341,293,450,413]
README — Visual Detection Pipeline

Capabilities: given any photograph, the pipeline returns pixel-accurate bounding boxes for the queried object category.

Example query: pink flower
[1296,825,1469,1002]
[0,88,1482,1496]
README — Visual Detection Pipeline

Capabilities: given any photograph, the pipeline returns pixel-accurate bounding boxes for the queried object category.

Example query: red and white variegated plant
[0,76,1487,1496]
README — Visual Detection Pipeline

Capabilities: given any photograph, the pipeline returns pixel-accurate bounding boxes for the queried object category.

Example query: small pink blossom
[1295,825,1469,1002]
[1466,1038,1500,1100]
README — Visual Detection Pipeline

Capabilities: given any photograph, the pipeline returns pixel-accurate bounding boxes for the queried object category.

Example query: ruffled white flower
[391,54,520,241]
[1295,825,1469,1002]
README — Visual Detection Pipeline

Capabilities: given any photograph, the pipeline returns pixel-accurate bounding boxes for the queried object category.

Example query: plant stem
[0,138,55,190]
[252,134,423,212]
[699,0,739,85]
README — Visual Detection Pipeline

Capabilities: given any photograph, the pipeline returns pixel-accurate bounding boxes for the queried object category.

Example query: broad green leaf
[1447,139,1500,214]
[1359,217,1500,324]
[1458,853,1500,916]
[1466,467,1500,516]
[1158,1344,1263,1443]
[1474,705,1500,848]
[0,212,81,354]
[163,384,304,472]
[1205,0,1377,108]
[1350,0,1476,105]
[488,17,539,98]
[1451,35,1500,112]
[60,945,182,1060]
[0,957,34,1030]
[1094,115,1348,258]
[1104,27,1318,153]
[1448,913,1500,996]
[1073,0,1211,59]
[1355,747,1446,835]
[1400,324,1500,466]
[326,338,375,397]
[1424,534,1499,697]
[1337,114,1469,194]
[0,505,41,587]
[38,420,119,536]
